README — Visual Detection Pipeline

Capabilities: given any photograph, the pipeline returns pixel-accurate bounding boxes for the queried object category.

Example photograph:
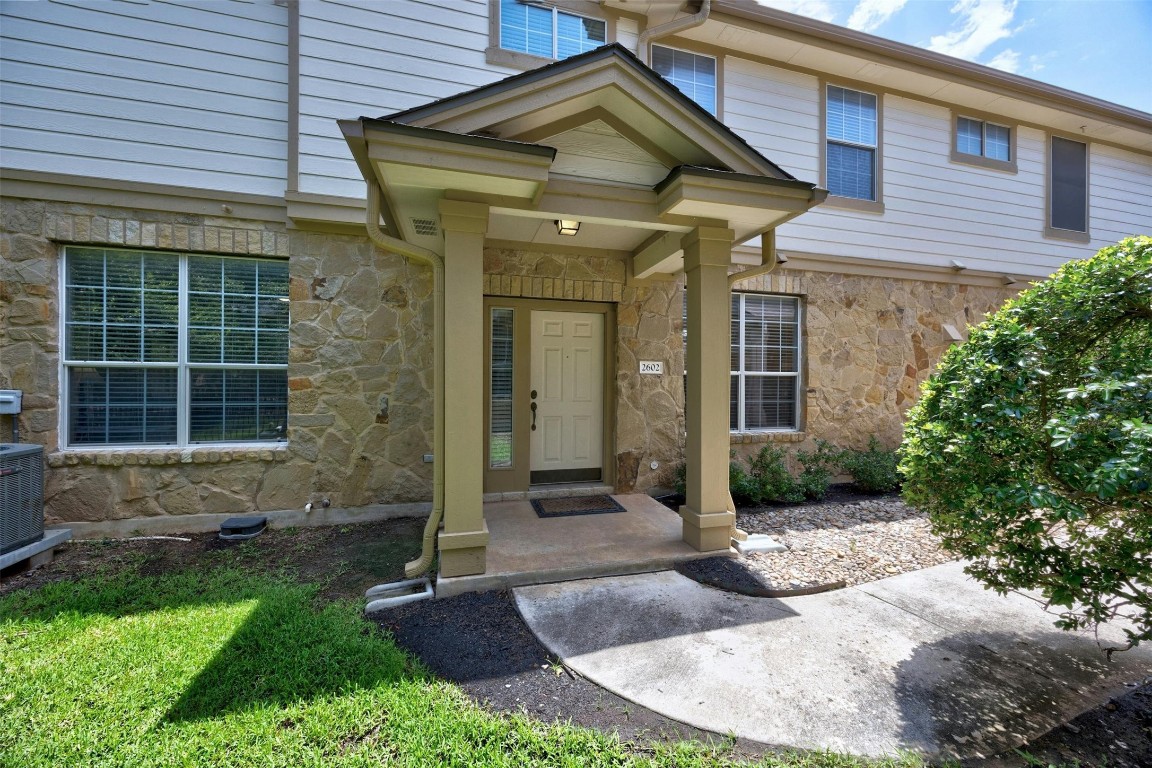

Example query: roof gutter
[712,0,1152,131]
[638,0,711,65]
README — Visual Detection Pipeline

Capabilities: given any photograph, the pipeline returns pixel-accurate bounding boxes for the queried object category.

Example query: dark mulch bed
[374,589,766,755]
[6,516,1150,766]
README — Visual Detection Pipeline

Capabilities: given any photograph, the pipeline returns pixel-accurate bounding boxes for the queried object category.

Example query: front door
[530,310,603,484]
[483,298,612,493]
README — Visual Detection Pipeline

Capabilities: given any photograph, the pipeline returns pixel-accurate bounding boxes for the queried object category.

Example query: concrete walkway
[514,562,1151,760]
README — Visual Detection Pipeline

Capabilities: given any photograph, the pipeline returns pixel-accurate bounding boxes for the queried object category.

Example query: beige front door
[530,310,603,484]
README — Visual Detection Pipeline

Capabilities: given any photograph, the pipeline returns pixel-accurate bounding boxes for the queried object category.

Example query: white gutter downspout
[638,0,711,64]
[363,181,445,578]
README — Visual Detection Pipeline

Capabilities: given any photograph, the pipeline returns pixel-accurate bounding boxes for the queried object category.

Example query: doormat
[531,495,626,518]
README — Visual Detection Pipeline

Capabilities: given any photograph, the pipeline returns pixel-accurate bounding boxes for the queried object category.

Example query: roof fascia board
[710,2,1152,132]
[383,44,797,181]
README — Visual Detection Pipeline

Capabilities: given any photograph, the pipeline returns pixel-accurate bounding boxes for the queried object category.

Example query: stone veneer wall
[483,248,684,492]
[728,267,1017,464]
[0,198,434,524]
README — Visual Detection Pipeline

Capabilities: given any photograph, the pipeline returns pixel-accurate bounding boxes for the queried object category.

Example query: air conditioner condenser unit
[1,444,45,555]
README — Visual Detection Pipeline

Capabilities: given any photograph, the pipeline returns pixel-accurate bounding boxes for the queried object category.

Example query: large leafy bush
[900,237,1152,652]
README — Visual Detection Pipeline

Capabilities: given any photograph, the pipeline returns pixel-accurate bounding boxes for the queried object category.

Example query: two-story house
[2,0,1149,586]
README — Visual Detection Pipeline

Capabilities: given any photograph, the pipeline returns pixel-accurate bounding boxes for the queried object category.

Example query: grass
[0,558,926,768]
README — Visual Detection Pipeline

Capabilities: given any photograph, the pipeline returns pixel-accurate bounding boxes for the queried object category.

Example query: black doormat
[531,495,626,518]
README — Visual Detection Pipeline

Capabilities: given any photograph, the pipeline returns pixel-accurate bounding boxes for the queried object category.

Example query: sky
[753,0,1152,113]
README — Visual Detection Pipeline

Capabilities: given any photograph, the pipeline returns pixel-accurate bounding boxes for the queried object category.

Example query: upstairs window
[63,247,289,447]
[499,0,605,60]
[1050,136,1089,235]
[956,117,1011,161]
[652,45,717,115]
[826,85,878,201]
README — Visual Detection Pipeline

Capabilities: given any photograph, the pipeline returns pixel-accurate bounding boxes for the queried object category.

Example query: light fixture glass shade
[555,219,580,236]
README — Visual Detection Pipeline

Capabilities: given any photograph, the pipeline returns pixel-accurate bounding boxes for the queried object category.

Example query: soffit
[628,6,1152,153]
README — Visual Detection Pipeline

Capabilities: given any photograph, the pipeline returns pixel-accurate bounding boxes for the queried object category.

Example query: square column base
[438,523,490,578]
[678,506,735,552]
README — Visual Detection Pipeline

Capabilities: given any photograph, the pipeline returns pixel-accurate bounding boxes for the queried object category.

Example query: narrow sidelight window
[489,308,515,468]
[1050,136,1088,233]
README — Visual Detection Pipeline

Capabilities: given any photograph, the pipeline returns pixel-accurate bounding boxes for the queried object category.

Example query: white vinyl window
[652,45,717,115]
[63,247,289,447]
[499,0,605,60]
[957,117,1011,161]
[730,294,801,431]
[826,85,878,201]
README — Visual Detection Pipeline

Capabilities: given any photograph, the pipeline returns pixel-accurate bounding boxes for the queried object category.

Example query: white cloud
[986,48,1021,73]
[847,0,908,33]
[751,0,839,24]
[928,0,1018,61]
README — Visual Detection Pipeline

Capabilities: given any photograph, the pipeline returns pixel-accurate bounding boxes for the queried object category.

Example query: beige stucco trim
[0,168,286,222]
[737,246,1052,284]
[1043,131,1093,243]
[284,190,368,231]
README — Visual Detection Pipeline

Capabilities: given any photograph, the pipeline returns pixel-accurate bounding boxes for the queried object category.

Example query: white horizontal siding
[772,90,1151,276]
[298,0,518,198]
[723,57,820,180]
[0,0,288,197]
[616,16,640,54]
[1091,144,1152,243]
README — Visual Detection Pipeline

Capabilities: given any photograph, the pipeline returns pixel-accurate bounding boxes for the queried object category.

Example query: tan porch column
[681,226,735,552]
[437,199,490,577]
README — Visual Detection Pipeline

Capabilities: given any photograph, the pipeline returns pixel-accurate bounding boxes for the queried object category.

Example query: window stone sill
[48,446,290,468]
[730,432,806,444]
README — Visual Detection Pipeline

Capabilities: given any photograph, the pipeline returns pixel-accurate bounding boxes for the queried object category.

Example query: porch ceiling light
[555,219,581,236]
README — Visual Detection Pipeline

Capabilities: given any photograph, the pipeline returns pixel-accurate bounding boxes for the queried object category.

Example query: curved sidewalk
[513,561,1150,760]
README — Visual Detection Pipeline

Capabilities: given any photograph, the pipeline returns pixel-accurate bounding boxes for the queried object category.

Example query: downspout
[638,0,711,64]
[363,181,445,578]
[725,231,782,526]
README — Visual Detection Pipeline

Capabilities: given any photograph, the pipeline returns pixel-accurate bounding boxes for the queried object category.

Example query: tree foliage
[900,236,1152,653]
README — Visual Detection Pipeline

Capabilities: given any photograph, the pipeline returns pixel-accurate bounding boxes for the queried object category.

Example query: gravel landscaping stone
[736,495,954,590]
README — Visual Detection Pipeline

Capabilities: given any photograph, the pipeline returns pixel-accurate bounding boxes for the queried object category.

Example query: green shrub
[838,436,900,493]
[727,445,805,506]
[796,439,839,500]
[671,461,687,497]
[900,236,1152,652]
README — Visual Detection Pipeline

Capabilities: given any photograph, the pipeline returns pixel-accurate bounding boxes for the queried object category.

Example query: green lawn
[0,564,925,768]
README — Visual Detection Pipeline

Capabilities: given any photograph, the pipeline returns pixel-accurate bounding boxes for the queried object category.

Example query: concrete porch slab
[435,493,732,598]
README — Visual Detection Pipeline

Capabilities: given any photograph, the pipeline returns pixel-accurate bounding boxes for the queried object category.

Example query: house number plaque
[639,361,664,375]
